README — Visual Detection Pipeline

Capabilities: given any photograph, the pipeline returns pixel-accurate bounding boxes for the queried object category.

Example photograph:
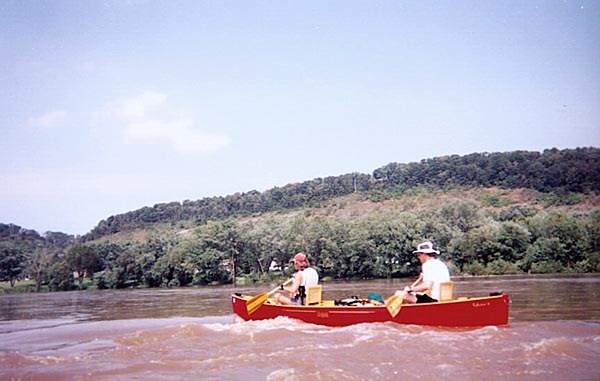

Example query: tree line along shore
[1,147,599,292]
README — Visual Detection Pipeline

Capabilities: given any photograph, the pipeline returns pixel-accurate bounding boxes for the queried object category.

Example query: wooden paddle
[385,275,423,318]
[246,278,294,315]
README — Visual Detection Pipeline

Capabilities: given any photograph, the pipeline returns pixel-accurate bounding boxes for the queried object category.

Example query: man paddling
[393,241,450,304]
[273,252,319,305]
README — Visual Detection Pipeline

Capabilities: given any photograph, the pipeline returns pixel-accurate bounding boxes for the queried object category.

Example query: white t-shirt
[422,258,450,300]
[301,267,319,287]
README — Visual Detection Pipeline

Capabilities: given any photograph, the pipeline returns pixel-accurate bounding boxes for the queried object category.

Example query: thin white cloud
[102,91,230,153]
[125,118,230,153]
[27,110,67,129]
[117,91,167,119]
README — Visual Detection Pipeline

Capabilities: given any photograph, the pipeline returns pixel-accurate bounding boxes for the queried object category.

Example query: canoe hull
[231,294,510,327]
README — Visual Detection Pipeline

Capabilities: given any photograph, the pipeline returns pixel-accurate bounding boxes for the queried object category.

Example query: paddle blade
[385,295,403,318]
[246,293,268,315]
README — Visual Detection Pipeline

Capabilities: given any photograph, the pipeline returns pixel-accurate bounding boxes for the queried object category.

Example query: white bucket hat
[413,241,440,255]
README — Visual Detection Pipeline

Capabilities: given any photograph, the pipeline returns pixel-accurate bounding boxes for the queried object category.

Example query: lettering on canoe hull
[472,302,491,308]
[317,311,329,318]
[329,310,377,315]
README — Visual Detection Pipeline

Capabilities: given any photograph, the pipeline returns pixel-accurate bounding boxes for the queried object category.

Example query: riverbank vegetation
[1,147,599,292]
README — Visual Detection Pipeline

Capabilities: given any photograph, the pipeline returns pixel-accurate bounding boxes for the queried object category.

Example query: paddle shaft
[246,277,295,315]
[407,274,424,294]
[386,274,424,318]
[268,277,294,296]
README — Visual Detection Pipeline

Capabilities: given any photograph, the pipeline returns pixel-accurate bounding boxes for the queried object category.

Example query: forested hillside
[0,225,74,291]
[1,147,599,292]
[85,147,600,240]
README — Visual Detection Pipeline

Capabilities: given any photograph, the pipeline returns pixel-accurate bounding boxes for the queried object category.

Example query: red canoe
[231,293,510,327]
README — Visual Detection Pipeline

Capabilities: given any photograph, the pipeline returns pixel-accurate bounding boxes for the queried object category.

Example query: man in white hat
[393,241,450,304]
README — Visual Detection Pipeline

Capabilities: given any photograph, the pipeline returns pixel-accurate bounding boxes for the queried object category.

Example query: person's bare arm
[284,272,303,295]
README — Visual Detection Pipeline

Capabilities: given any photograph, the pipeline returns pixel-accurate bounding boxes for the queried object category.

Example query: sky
[1,1,599,236]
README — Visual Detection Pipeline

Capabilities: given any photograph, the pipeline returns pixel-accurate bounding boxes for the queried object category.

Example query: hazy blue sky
[1,1,599,235]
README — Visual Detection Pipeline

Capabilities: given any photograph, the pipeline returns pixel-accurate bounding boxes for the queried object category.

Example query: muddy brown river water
[1,274,598,380]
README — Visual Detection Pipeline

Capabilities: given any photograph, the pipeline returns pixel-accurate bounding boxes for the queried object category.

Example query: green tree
[252,218,289,277]
[114,249,143,288]
[47,257,75,291]
[0,244,26,287]
[66,244,102,286]
[528,211,587,268]
[192,246,230,285]
[28,243,57,292]
[497,221,531,263]
[364,213,423,278]
[522,237,566,273]
[449,223,503,270]
[440,201,483,233]
[192,220,240,285]
[305,218,344,278]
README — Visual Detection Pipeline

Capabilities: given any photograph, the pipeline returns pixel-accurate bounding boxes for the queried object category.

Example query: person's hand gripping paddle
[385,274,423,318]
[246,278,294,315]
